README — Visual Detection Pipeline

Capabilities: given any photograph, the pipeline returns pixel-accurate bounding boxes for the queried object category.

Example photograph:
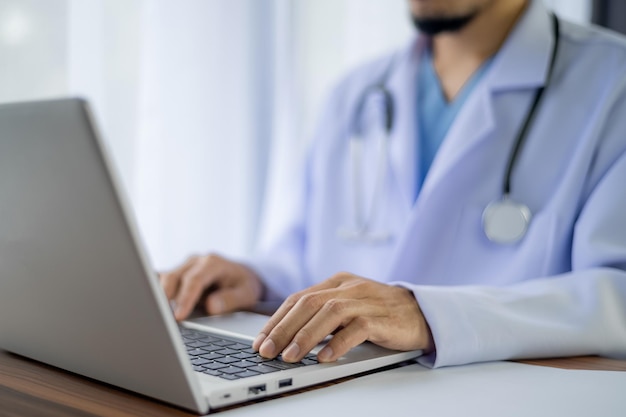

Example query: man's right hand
[159,254,264,321]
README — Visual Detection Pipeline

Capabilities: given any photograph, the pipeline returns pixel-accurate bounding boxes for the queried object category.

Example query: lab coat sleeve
[240,143,311,302]
[397,138,626,368]
[405,269,626,368]
[242,77,353,301]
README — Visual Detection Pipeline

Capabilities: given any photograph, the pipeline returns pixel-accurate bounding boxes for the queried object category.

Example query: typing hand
[160,254,264,321]
[252,273,434,363]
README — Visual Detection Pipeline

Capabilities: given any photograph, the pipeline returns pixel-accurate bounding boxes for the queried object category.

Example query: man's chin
[412,13,479,36]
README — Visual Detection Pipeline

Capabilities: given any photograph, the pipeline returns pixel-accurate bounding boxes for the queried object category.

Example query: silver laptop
[0,98,422,414]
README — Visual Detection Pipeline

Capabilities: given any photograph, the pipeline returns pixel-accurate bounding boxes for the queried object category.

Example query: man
[161,0,626,368]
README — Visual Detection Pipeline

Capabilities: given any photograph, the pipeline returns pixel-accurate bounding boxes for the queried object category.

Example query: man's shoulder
[326,42,412,109]
[339,53,396,87]
[560,18,626,60]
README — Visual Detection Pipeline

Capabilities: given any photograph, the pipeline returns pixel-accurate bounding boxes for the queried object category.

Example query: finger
[253,292,313,351]
[317,317,370,362]
[159,257,198,300]
[280,298,359,362]
[159,272,180,301]
[204,285,254,315]
[174,262,217,321]
[256,292,327,358]
[253,278,344,352]
[259,286,370,360]
[284,298,384,362]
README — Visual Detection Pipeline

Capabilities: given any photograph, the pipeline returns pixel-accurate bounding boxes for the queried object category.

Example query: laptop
[0,98,422,414]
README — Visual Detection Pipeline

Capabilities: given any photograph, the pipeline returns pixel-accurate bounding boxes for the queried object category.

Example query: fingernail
[260,338,276,357]
[253,333,267,350]
[283,343,300,361]
[318,346,334,362]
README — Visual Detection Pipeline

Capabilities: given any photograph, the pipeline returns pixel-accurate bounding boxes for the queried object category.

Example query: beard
[412,11,479,36]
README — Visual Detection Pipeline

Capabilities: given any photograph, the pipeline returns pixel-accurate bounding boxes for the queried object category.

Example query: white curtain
[66,0,277,270]
[129,1,274,270]
[0,0,591,271]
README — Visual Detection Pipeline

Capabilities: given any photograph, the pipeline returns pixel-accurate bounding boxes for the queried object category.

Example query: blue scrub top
[417,49,493,193]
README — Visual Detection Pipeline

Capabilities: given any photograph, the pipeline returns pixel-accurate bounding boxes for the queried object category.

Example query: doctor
[161,0,626,367]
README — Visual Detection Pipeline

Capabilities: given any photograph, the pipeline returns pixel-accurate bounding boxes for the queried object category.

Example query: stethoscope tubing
[503,13,560,197]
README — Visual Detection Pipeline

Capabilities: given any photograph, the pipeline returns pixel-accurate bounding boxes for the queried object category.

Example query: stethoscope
[338,13,560,245]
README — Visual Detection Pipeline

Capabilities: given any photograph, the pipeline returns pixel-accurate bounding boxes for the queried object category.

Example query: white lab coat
[247,0,626,367]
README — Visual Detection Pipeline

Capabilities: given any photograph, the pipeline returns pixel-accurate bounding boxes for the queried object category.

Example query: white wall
[0,0,66,101]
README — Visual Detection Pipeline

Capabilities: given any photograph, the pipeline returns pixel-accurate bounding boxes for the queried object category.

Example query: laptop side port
[278,378,293,389]
[248,384,267,397]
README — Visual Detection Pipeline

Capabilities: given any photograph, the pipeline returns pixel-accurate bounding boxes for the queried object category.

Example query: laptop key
[215,348,239,356]
[230,343,250,350]
[199,352,223,361]
[219,374,240,381]
[188,348,210,357]
[193,365,206,372]
[215,356,240,364]
[253,364,281,374]
[191,358,212,366]
[235,370,260,378]
[203,361,228,371]
[232,352,256,360]
[247,356,272,363]
[199,344,223,353]
[213,340,236,347]
[184,333,206,340]
[202,369,222,377]
[268,359,305,370]
[237,360,259,369]
[187,341,211,348]
[221,366,245,375]
[198,336,220,343]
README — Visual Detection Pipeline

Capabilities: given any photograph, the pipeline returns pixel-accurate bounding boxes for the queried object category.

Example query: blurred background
[0,0,595,270]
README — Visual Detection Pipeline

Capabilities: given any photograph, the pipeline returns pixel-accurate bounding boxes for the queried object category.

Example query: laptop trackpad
[185,311,270,341]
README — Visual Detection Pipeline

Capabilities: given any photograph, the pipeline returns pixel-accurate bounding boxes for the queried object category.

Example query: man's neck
[431,0,528,101]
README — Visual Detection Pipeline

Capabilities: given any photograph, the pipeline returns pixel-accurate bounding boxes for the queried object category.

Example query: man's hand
[160,254,264,321]
[252,273,434,363]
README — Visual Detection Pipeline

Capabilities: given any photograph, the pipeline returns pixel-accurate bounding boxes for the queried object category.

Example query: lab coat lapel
[385,0,557,283]
[416,0,556,204]
[386,38,428,207]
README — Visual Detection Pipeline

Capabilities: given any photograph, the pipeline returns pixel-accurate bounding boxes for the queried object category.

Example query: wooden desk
[0,350,624,417]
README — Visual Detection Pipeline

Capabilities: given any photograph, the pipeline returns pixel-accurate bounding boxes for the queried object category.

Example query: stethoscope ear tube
[340,127,393,244]
[381,87,394,133]
[339,56,397,244]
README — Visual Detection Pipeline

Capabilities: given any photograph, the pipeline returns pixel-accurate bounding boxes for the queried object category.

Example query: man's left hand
[252,273,434,363]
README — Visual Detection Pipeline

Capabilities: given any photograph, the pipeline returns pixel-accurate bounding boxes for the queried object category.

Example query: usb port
[248,384,266,395]
[278,378,293,388]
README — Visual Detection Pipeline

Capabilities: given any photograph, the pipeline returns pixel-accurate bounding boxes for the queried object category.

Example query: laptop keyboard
[181,327,318,381]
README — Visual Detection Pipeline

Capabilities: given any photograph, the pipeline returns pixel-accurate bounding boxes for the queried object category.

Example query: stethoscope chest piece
[482,198,532,244]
